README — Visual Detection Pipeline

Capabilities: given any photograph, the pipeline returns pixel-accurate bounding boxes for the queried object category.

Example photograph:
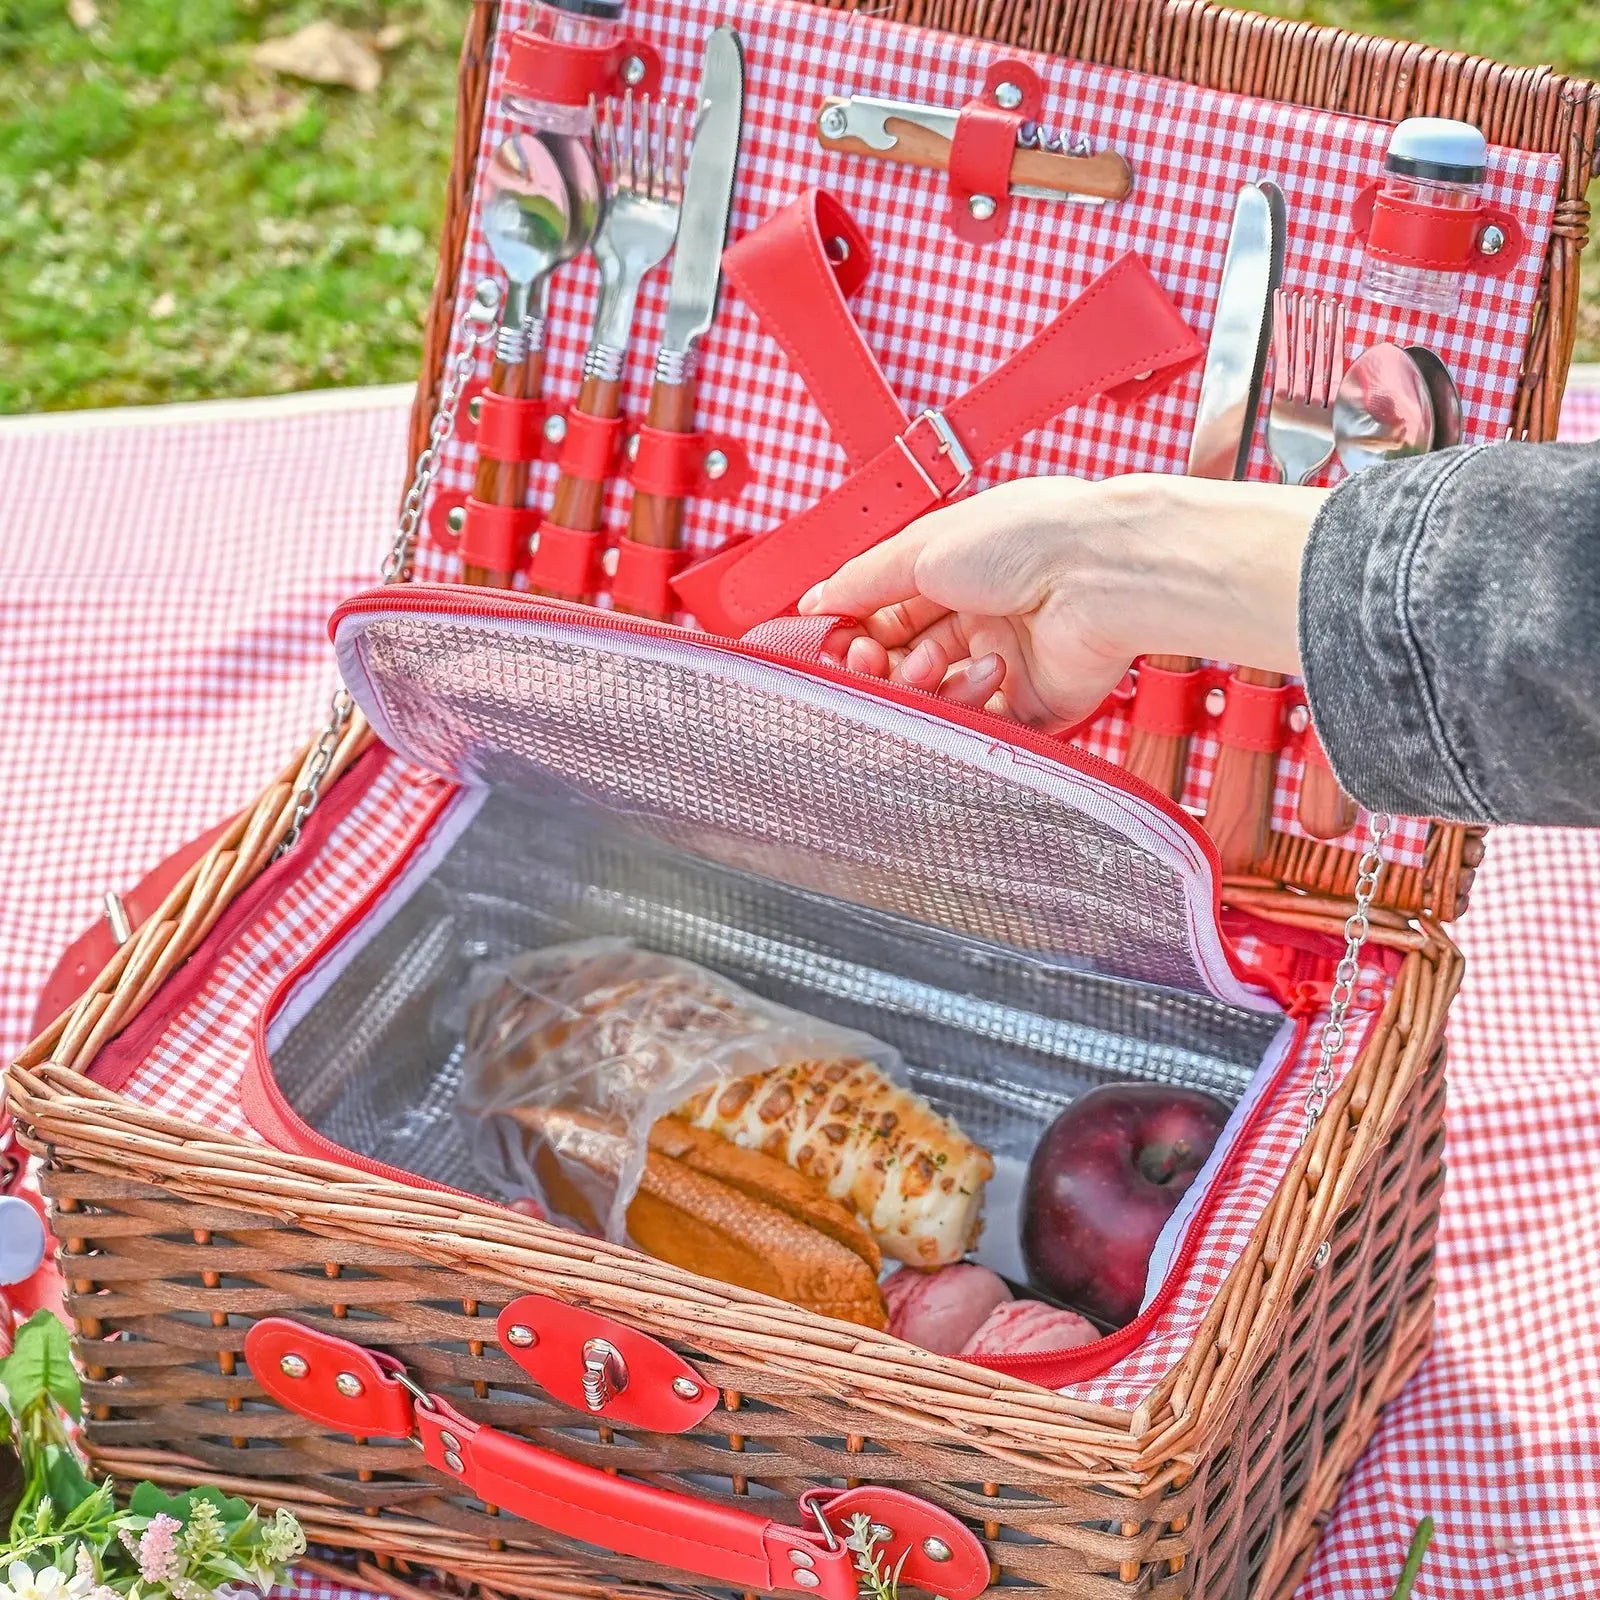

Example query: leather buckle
[895,409,974,500]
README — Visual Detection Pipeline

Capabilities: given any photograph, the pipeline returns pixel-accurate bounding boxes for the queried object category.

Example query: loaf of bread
[511,1105,887,1329]
[676,1059,993,1267]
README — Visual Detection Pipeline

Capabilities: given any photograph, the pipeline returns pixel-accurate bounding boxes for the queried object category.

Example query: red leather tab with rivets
[1214,672,1295,753]
[530,520,603,600]
[611,539,687,619]
[476,392,561,464]
[1351,181,1526,278]
[947,60,1041,244]
[809,1486,990,1600]
[244,1318,416,1440]
[628,427,751,502]
[460,498,540,577]
[557,406,627,484]
[503,31,663,107]
[495,1296,718,1431]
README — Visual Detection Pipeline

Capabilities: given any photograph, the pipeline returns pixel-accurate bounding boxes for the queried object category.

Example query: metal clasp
[580,1337,628,1412]
[894,409,975,501]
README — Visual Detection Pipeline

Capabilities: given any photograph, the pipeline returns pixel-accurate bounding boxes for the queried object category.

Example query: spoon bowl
[482,132,575,329]
[1333,342,1435,475]
[1404,344,1463,450]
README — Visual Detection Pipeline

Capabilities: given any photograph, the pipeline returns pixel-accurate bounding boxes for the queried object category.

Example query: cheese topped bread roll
[676,1058,993,1267]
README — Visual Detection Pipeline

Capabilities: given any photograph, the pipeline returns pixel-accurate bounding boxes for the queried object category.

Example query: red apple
[1021,1083,1231,1330]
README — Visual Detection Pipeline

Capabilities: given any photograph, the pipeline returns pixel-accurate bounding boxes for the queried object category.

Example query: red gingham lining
[417,0,1562,872]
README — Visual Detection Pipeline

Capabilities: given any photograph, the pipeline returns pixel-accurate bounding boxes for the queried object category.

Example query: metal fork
[583,92,690,383]
[1265,291,1347,485]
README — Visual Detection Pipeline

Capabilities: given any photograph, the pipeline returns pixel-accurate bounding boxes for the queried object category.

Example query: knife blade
[659,25,744,361]
[1186,181,1281,479]
[815,94,1130,204]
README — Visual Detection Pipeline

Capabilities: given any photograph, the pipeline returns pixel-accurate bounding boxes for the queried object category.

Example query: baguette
[511,1106,888,1329]
[676,1059,993,1267]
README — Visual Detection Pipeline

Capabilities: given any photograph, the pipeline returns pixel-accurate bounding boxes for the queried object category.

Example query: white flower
[0,1558,96,1600]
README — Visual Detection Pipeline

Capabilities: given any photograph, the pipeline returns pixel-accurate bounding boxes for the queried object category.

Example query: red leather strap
[611,539,686,618]
[1352,182,1525,278]
[1214,673,1294,753]
[477,392,560,464]
[460,498,540,576]
[947,61,1041,244]
[674,249,1202,634]
[503,31,662,107]
[720,190,897,469]
[1130,662,1209,739]
[629,427,751,501]
[531,520,604,600]
[557,405,627,484]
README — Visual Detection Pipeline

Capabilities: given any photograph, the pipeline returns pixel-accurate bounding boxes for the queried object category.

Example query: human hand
[799,473,1327,732]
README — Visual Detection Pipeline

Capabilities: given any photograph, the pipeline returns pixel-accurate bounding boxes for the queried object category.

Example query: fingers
[799,519,940,620]
[938,653,1005,709]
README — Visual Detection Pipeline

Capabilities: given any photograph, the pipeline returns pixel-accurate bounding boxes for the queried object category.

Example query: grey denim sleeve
[1298,439,1600,826]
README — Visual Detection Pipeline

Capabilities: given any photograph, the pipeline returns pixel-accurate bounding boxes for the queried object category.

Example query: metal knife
[1186,181,1283,479]
[815,94,1131,204]
[621,24,745,601]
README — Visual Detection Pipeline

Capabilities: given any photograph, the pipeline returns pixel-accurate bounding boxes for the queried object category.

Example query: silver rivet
[506,1323,537,1348]
[542,413,567,444]
[601,546,620,578]
[528,532,540,556]
[278,1354,308,1379]
[625,432,640,462]
[467,395,483,424]
[446,505,467,535]
[1288,704,1310,735]
[1478,223,1507,256]
[672,1376,702,1400]
[825,235,851,264]
[1204,686,1227,717]
[922,1538,952,1563]
[819,104,849,139]
[793,1573,820,1589]
[1313,1240,1331,1270]
[439,1429,460,1452]
[444,1449,464,1472]
[621,54,647,86]
[789,1550,815,1570]
[335,1371,364,1397]
[870,1524,893,1543]
[468,279,501,324]
[967,193,997,221]
[993,81,1023,109]
[704,448,729,481]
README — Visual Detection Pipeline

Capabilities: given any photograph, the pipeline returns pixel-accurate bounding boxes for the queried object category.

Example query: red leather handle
[245,1317,988,1600]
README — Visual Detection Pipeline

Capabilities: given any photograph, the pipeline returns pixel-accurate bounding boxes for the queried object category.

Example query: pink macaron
[960,1297,1100,1357]
[884,1263,1013,1356]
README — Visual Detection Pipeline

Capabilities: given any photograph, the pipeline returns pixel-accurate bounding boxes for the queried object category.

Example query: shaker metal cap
[1384,117,1488,183]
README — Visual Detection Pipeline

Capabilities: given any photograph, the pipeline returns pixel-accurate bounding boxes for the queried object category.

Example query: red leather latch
[948,59,1042,244]
[530,520,604,600]
[503,30,662,108]
[475,392,566,464]
[460,498,541,576]
[804,1487,990,1600]
[245,1318,418,1440]
[1351,181,1526,279]
[628,427,751,502]
[496,1296,719,1432]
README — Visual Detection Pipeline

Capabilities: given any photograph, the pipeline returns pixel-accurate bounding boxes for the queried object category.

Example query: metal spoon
[1332,342,1435,476]
[1405,344,1464,450]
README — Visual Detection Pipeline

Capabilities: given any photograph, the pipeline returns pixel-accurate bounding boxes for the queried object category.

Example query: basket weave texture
[8,0,1596,1595]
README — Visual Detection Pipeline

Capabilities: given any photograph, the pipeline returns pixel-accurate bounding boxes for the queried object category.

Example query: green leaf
[39,1443,100,1515]
[0,1312,81,1422]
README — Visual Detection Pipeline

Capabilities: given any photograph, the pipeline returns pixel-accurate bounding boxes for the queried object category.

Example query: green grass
[0,0,1595,412]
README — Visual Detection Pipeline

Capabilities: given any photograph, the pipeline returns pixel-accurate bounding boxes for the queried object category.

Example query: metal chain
[275,281,503,858]
[1302,810,1393,1139]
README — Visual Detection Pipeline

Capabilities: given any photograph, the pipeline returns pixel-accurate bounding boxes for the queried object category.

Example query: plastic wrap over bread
[458,939,992,1271]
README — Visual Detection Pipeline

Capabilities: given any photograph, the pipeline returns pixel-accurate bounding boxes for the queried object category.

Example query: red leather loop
[245,1318,416,1439]
[477,392,558,464]
[531,520,604,600]
[460,497,540,575]
[503,31,663,108]
[947,61,1041,243]
[1130,662,1207,739]
[558,407,626,483]
[610,539,687,619]
[1351,182,1526,278]
[674,235,1202,635]
[1213,673,1294,753]
[628,427,752,501]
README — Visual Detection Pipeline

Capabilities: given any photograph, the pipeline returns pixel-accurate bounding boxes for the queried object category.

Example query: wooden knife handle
[463,348,546,589]
[816,100,1132,202]
[548,372,623,534]
[1297,763,1360,840]
[625,376,695,559]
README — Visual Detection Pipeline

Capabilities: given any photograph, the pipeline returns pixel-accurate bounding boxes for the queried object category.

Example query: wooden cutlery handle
[625,376,696,562]
[1122,653,1198,801]
[547,373,624,535]
[463,349,546,589]
[1297,763,1360,840]
[1203,666,1282,873]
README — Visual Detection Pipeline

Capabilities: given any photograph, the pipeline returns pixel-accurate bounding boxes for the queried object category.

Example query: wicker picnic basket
[9,0,1598,1597]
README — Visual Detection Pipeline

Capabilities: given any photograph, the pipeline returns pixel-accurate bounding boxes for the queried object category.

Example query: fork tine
[1327,299,1347,402]
[1311,296,1331,409]
[1272,289,1292,398]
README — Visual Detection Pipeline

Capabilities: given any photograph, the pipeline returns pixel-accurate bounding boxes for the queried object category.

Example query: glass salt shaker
[1358,117,1488,316]
[504,0,627,136]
